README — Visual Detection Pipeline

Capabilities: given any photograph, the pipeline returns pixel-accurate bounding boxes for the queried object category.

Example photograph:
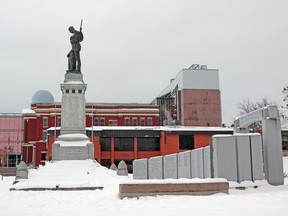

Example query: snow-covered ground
[1,157,288,216]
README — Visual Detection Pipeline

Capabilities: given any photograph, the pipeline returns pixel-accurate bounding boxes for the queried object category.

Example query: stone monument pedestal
[51,71,94,161]
[52,134,94,160]
[60,72,87,135]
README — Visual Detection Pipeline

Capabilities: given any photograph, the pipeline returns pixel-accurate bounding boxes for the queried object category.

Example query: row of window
[93,117,153,126]
[100,137,160,151]
[43,116,154,128]
[43,117,61,128]
[100,135,194,151]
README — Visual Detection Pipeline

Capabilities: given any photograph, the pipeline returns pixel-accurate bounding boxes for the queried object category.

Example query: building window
[43,117,48,128]
[72,89,76,93]
[179,135,194,150]
[114,137,134,151]
[93,117,98,126]
[43,130,47,141]
[78,89,82,94]
[124,118,130,126]
[41,151,47,161]
[57,117,61,127]
[140,118,145,126]
[147,117,153,126]
[100,137,111,151]
[100,118,105,126]
[109,120,118,126]
[282,135,288,150]
[65,89,69,94]
[138,137,160,151]
[132,118,137,126]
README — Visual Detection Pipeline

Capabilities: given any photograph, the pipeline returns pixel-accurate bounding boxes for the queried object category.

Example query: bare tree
[281,86,288,126]
[237,97,276,132]
[0,146,11,167]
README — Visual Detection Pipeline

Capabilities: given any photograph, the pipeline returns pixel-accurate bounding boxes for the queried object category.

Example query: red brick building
[22,65,225,168]
[22,90,160,166]
[45,126,233,171]
[0,113,22,167]
[153,64,222,127]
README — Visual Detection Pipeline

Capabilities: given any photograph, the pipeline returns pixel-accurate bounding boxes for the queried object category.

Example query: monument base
[119,180,229,199]
[52,134,94,160]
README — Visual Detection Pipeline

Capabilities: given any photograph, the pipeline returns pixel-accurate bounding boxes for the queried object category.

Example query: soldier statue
[67,20,84,73]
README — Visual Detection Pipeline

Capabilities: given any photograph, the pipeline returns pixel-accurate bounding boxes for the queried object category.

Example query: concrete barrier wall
[178,151,191,179]
[212,135,238,181]
[133,134,264,182]
[148,156,163,179]
[235,135,252,182]
[191,148,204,178]
[212,134,264,183]
[163,154,178,179]
[203,146,211,178]
[250,134,264,180]
[133,159,148,180]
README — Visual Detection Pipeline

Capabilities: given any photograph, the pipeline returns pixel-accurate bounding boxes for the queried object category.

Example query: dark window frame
[138,137,160,151]
[114,137,134,151]
[179,134,194,150]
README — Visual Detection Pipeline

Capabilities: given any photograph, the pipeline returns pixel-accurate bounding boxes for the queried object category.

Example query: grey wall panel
[178,151,191,179]
[133,159,148,180]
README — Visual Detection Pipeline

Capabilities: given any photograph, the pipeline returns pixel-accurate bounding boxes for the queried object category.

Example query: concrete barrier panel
[133,159,148,180]
[178,151,191,179]
[262,119,284,185]
[148,156,163,179]
[163,154,178,179]
[191,148,204,178]
[235,134,252,182]
[203,146,211,178]
[212,135,237,181]
[250,134,264,180]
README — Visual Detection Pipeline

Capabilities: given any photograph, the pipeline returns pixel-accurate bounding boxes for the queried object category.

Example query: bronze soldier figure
[67,22,83,73]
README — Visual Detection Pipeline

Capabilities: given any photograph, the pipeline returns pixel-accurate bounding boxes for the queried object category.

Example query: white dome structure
[31,90,54,105]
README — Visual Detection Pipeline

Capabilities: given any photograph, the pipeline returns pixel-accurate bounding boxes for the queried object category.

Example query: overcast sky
[1,0,288,125]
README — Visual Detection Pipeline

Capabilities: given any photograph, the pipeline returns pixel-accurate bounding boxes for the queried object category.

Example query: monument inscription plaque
[191,148,204,178]
[163,154,178,179]
[148,156,163,179]
[133,159,148,180]
[178,151,191,179]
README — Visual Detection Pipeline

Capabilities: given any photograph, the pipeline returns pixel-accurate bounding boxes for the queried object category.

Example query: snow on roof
[47,126,233,133]
[22,109,36,114]
[87,126,233,132]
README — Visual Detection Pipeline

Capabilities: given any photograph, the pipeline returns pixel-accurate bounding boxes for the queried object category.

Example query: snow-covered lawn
[1,157,288,216]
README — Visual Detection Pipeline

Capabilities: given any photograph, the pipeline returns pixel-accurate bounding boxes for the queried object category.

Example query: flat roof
[48,126,233,132]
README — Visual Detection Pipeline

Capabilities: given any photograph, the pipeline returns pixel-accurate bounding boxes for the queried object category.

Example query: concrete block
[262,119,284,185]
[212,135,237,181]
[250,134,264,181]
[178,151,191,179]
[191,148,204,178]
[235,134,252,182]
[203,146,211,178]
[117,160,128,176]
[163,154,178,179]
[148,156,163,179]
[133,159,148,180]
[119,181,229,199]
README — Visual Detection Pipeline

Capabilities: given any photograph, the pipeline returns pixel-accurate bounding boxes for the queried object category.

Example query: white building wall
[158,68,219,98]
